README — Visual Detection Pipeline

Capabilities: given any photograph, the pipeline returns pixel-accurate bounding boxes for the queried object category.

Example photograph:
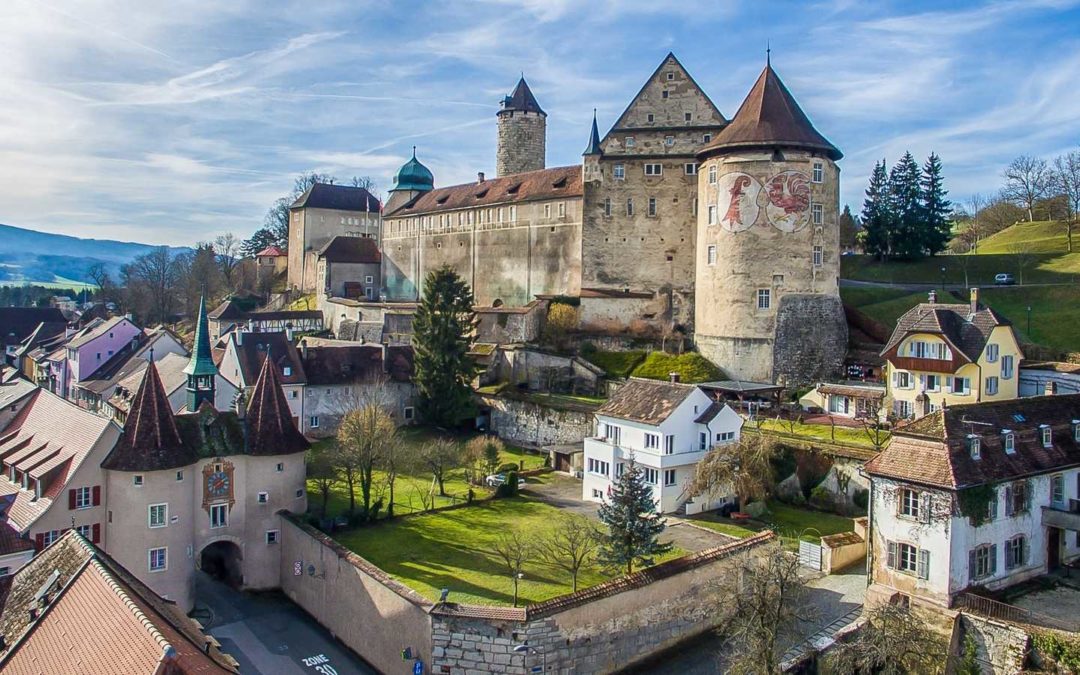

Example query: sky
[1,0,1079,247]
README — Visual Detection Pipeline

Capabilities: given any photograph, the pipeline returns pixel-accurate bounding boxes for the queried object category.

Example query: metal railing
[956,592,1077,632]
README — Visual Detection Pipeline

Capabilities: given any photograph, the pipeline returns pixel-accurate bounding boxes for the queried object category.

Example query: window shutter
[68,489,76,510]
[92,523,100,544]
[1004,486,1013,516]
[920,494,932,524]
[918,549,930,580]
[887,541,897,569]
[92,486,101,506]
[990,545,998,575]
[968,549,976,580]
[35,533,44,550]
[1021,537,1028,565]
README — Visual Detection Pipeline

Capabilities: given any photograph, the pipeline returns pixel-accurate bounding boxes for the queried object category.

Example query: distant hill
[0,223,191,287]
[977,220,1074,254]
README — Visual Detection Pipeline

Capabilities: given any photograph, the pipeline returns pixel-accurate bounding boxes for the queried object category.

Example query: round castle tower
[496,77,546,177]
[694,61,847,385]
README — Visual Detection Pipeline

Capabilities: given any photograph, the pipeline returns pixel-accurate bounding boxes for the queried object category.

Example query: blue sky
[2,0,1078,246]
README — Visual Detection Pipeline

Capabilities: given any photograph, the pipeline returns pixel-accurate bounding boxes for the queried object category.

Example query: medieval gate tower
[694,61,848,385]
[496,77,546,176]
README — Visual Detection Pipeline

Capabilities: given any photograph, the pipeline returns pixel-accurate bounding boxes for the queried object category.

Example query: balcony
[1041,502,1080,531]
[585,437,708,469]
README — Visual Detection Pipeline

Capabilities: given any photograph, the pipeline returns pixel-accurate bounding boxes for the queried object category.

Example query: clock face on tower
[202,460,236,509]
[207,471,230,497]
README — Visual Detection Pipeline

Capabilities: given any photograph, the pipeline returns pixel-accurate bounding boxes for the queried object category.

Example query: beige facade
[288,207,380,293]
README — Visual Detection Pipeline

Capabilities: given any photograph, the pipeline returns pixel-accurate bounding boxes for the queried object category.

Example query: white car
[485,473,526,488]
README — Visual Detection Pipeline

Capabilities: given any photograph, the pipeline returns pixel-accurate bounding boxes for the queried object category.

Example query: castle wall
[695,149,844,384]
[496,110,546,177]
[288,207,380,293]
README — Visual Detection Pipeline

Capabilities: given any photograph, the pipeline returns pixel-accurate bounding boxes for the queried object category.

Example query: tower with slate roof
[496,77,546,176]
[184,296,216,411]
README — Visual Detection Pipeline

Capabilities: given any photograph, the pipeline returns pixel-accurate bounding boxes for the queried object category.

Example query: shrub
[630,352,723,383]
[584,350,646,378]
[496,470,520,498]
[579,341,597,357]
[852,488,869,510]
[497,462,520,474]
[809,485,835,511]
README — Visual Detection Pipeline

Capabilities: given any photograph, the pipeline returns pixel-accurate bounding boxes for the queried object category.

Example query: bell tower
[183,296,217,410]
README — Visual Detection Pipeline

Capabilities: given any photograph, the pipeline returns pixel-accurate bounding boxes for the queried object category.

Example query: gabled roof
[231,332,306,387]
[316,236,382,264]
[0,521,33,558]
[255,245,286,257]
[881,302,1013,363]
[208,299,246,321]
[101,361,199,472]
[596,378,698,425]
[0,531,237,673]
[184,296,217,378]
[0,308,67,349]
[385,165,581,217]
[66,315,133,350]
[608,52,726,133]
[0,374,36,415]
[700,62,842,161]
[108,353,195,415]
[301,344,415,386]
[865,393,1080,489]
[499,77,545,116]
[244,354,309,456]
[12,321,67,359]
[290,182,379,212]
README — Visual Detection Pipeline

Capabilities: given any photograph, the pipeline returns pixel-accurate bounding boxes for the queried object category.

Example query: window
[404,407,415,421]
[684,163,697,175]
[615,463,625,478]
[1042,425,1053,447]
[664,136,675,147]
[592,489,603,499]
[1005,481,1028,516]
[309,416,319,429]
[625,137,635,148]
[1003,431,1015,454]
[970,544,996,580]
[899,488,924,520]
[707,165,717,184]
[296,488,305,499]
[894,400,914,419]
[558,202,566,218]
[985,376,999,396]
[953,377,970,395]
[76,524,91,539]
[986,343,999,362]
[703,133,712,143]
[510,206,516,221]
[544,204,551,219]
[757,289,771,310]
[602,423,622,445]
[707,245,717,266]
[812,245,823,267]
[266,530,279,544]
[148,503,167,528]
[968,435,981,459]
[925,374,941,392]
[707,205,717,225]
[1073,420,1080,442]
[648,198,657,217]
[42,530,60,547]
[176,470,184,481]
[587,458,610,477]
[887,541,927,577]
[257,492,268,504]
[74,487,91,509]
[811,203,823,225]
[1001,355,1014,379]
[210,504,228,529]
[717,431,736,442]
[812,162,824,183]
[289,390,297,399]
[664,435,675,454]
[698,431,708,451]
[644,433,660,450]
[614,164,625,180]
[283,366,292,377]
[664,469,677,487]
[895,371,912,389]
[666,71,674,80]
[644,163,662,176]
[643,467,659,485]
[0,567,10,577]
[626,199,634,216]
[276,462,284,472]
[661,90,669,99]
[1005,535,1027,570]
[1052,474,1065,505]
[646,113,654,123]
[133,475,144,487]
[149,547,167,572]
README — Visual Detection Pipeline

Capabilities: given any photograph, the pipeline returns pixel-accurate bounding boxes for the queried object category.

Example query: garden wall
[479,393,595,449]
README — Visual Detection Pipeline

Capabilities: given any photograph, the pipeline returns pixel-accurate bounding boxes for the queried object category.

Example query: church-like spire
[583,109,602,156]
[102,360,198,471]
[183,295,217,411]
[499,76,546,116]
[244,352,309,456]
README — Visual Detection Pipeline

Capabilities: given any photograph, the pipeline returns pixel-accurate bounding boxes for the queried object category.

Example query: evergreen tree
[411,265,477,427]
[920,152,952,256]
[240,228,278,258]
[597,456,672,575]
[889,152,924,259]
[838,204,859,251]
[860,160,893,259]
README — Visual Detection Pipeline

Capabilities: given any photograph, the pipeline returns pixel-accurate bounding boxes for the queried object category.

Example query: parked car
[994,273,1016,285]
[485,473,526,488]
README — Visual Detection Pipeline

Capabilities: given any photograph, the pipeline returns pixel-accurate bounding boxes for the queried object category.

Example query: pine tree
[412,265,477,427]
[920,152,952,256]
[838,204,859,251]
[889,152,924,259]
[861,160,893,259]
[597,456,672,575]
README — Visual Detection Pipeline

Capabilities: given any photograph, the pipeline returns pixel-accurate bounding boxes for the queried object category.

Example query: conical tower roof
[245,352,310,456]
[102,361,199,471]
[583,110,602,156]
[699,62,841,161]
[499,77,545,116]
[183,296,217,377]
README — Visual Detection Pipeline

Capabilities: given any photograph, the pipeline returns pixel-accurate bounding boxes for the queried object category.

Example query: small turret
[385,147,434,213]
[582,109,603,185]
[245,351,310,456]
[183,296,217,411]
[496,76,546,177]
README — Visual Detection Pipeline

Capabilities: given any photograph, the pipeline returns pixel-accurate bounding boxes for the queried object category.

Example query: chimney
[927,290,937,304]
[477,172,485,183]
[234,393,246,419]
[235,330,243,346]
[669,372,680,383]
[285,323,295,342]
[301,341,309,361]
[970,288,979,315]
[1045,380,1058,396]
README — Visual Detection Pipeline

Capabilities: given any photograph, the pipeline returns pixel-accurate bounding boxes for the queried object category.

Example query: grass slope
[841,288,930,329]
[978,220,1075,254]
[978,286,1080,354]
[631,352,723,383]
[689,499,854,551]
[584,350,646,378]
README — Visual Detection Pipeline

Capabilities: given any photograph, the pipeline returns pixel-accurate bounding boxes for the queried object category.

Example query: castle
[360,53,846,384]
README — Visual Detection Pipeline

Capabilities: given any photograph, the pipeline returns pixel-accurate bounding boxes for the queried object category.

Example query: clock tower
[183,295,217,411]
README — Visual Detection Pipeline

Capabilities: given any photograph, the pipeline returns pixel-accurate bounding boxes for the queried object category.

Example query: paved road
[194,573,376,675]
[840,278,1072,290]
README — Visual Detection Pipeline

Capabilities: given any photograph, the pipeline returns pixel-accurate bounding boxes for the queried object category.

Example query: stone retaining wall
[479,393,596,448]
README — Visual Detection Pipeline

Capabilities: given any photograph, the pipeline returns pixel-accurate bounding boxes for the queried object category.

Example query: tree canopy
[411,265,477,427]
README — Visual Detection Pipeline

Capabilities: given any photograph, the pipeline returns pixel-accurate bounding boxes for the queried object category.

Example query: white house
[219,331,307,426]
[582,378,742,514]
[864,393,1080,610]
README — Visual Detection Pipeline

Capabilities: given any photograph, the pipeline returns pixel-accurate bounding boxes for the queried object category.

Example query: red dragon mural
[722,175,754,228]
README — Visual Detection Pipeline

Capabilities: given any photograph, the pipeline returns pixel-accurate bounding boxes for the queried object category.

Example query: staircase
[779,606,864,671]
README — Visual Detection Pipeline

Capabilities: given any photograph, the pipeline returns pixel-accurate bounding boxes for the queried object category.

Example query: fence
[956,592,1077,632]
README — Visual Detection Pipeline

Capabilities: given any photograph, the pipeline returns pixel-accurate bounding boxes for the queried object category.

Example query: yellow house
[881,289,1022,420]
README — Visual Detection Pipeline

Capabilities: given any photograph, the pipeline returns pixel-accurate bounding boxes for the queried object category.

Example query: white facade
[219,335,306,424]
[582,386,742,514]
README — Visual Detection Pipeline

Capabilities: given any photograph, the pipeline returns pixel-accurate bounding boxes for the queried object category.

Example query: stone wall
[492,348,604,396]
[953,613,1030,675]
[771,294,847,386]
[475,302,545,344]
[497,110,546,177]
[479,393,596,449]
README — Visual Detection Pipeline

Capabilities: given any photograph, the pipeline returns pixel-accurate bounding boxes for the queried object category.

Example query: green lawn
[753,418,888,450]
[841,250,1080,286]
[690,499,855,551]
[978,220,1076,254]
[978,286,1080,354]
[336,496,687,605]
[307,428,548,518]
[841,288,931,330]
[583,350,646,378]
[631,351,723,383]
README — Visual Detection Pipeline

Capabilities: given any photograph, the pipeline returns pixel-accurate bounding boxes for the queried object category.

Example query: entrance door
[555,452,570,472]
[1048,527,1062,571]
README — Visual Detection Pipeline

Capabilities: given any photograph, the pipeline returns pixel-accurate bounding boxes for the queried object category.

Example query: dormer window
[1040,424,1052,447]
[968,435,981,459]
[1002,430,1015,454]
[283,366,292,377]
[1072,420,1080,441]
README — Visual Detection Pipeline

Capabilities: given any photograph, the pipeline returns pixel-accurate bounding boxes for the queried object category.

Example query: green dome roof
[392,148,434,192]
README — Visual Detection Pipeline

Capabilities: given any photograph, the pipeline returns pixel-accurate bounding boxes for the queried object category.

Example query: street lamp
[1027,306,1032,337]
[513,644,546,673]
[940,266,946,291]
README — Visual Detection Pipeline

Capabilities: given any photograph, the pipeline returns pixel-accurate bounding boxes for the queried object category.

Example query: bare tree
[541,514,600,593]
[966,192,985,253]
[307,443,339,517]
[823,602,948,674]
[687,432,777,509]
[336,403,395,518]
[1053,150,1080,252]
[1002,155,1051,222]
[121,246,183,325]
[377,431,408,517]
[214,233,242,287]
[490,529,535,607]
[1009,241,1037,285]
[420,437,462,497]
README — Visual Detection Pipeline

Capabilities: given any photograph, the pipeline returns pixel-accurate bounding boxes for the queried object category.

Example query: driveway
[193,573,376,675]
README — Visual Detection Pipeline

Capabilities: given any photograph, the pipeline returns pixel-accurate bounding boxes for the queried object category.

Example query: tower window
[757,289,771,310]
[812,162,824,183]
[647,113,654,123]
[648,198,657,217]
[684,112,692,122]
[703,133,712,144]
[684,163,697,175]
[544,204,551,218]
[625,137,635,148]
[603,198,611,217]
[708,165,717,185]
[813,245,823,267]
[558,202,566,218]
[666,71,674,81]
[626,199,634,216]
[812,203,823,225]
[644,163,662,176]
[707,245,717,265]
[613,164,625,180]
[708,205,717,225]
[662,90,669,99]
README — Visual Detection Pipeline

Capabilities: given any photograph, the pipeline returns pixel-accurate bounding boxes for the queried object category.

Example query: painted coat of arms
[716,172,761,232]
[765,171,811,232]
